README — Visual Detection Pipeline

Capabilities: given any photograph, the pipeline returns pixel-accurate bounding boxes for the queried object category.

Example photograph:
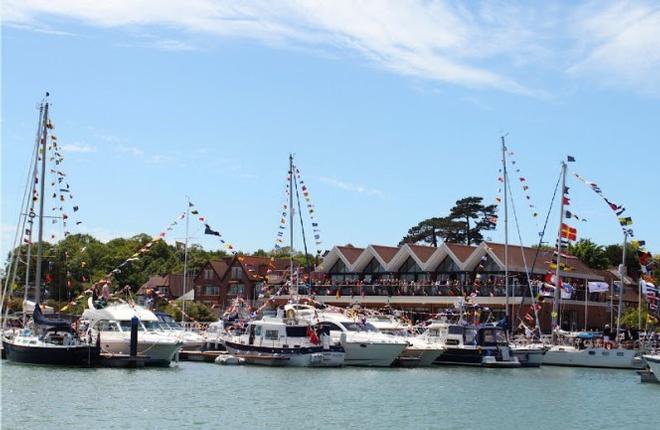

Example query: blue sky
[2,1,659,259]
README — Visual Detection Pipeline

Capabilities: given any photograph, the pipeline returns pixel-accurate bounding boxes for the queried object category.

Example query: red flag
[307,326,319,345]
[562,196,570,205]
[560,223,577,241]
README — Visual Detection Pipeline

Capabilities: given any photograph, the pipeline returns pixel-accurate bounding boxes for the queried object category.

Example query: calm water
[1,360,658,430]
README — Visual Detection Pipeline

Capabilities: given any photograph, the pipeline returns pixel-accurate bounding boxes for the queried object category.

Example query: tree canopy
[400,196,497,246]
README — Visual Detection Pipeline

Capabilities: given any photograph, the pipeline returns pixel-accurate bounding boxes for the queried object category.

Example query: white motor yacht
[542,331,644,369]
[368,315,444,367]
[289,305,408,367]
[81,300,183,367]
[223,316,344,367]
[152,311,205,351]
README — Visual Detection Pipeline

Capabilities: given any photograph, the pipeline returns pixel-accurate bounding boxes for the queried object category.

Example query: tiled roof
[446,243,476,262]
[371,245,400,264]
[337,246,364,264]
[408,244,436,263]
[138,274,188,297]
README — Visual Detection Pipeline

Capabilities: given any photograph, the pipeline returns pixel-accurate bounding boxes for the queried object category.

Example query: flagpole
[610,279,614,328]
[181,196,190,325]
[584,279,588,330]
[289,154,295,295]
[501,136,510,323]
[616,233,626,343]
[551,161,567,334]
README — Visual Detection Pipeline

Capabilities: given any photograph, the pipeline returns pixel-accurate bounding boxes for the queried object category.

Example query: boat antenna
[33,99,50,305]
[551,160,568,334]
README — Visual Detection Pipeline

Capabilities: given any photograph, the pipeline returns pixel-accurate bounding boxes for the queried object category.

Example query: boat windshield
[464,328,478,345]
[142,321,163,331]
[118,320,144,332]
[479,328,508,346]
[342,322,378,332]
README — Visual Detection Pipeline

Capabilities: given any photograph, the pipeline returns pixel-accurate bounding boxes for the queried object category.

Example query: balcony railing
[280,283,608,303]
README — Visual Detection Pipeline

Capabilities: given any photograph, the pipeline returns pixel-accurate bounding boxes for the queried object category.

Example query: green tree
[161,300,216,322]
[568,239,611,269]
[604,243,641,277]
[400,196,497,246]
[619,307,657,329]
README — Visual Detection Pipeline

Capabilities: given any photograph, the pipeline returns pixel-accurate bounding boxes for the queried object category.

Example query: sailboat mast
[181,196,191,324]
[501,136,509,321]
[33,101,49,305]
[551,161,567,331]
[289,154,295,293]
[22,103,45,318]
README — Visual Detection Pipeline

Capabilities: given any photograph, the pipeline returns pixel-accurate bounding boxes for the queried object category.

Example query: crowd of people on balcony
[279,273,606,302]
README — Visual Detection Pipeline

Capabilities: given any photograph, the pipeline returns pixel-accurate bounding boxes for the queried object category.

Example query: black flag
[204,224,220,236]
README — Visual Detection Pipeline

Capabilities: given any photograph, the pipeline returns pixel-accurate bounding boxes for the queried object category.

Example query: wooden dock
[178,350,227,363]
[99,352,149,368]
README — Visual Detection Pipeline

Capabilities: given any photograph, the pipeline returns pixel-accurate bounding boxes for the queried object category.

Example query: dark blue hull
[2,340,100,367]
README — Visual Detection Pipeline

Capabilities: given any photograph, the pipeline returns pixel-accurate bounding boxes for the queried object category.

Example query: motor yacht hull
[511,347,546,368]
[401,348,444,367]
[434,346,519,367]
[224,340,344,367]
[2,339,99,366]
[97,335,181,367]
[543,346,643,369]
[643,355,660,378]
[342,341,407,367]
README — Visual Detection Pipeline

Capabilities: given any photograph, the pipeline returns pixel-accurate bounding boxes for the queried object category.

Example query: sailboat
[539,158,643,369]
[2,95,100,366]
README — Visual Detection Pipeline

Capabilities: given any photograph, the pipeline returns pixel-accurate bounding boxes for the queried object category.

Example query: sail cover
[33,303,72,330]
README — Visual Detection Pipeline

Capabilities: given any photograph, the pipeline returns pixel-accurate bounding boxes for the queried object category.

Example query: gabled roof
[210,260,230,279]
[337,245,364,264]
[407,245,436,263]
[138,274,188,297]
[370,245,399,264]
[445,243,476,263]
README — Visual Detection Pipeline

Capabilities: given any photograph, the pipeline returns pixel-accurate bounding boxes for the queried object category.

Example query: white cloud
[3,0,540,94]
[319,176,385,198]
[568,1,660,95]
[5,1,660,96]
[61,142,96,153]
[113,144,144,157]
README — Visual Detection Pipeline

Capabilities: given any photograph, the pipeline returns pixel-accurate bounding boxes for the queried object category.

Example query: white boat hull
[343,341,407,367]
[224,341,344,367]
[643,355,660,378]
[544,346,643,369]
[97,333,182,366]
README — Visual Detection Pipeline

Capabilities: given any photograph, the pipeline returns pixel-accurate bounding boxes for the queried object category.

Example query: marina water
[1,361,657,429]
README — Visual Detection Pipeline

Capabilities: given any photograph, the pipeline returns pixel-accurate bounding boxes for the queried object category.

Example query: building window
[204,269,214,280]
[204,286,220,296]
[231,266,243,280]
[160,287,170,296]
[228,284,245,295]
[435,256,461,273]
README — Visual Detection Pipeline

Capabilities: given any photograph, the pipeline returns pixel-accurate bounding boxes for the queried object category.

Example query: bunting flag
[187,201,237,254]
[204,224,221,236]
[502,149,541,233]
[294,164,323,251]
[560,223,577,241]
[564,210,587,222]
[574,172,638,239]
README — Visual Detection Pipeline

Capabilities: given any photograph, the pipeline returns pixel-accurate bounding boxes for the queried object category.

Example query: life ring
[286,308,296,319]
[604,342,613,350]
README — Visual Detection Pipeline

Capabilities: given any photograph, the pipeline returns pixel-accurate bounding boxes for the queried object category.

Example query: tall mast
[23,103,45,319]
[551,161,567,332]
[181,196,191,324]
[289,154,295,294]
[34,101,49,304]
[616,233,626,340]
[501,136,509,321]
